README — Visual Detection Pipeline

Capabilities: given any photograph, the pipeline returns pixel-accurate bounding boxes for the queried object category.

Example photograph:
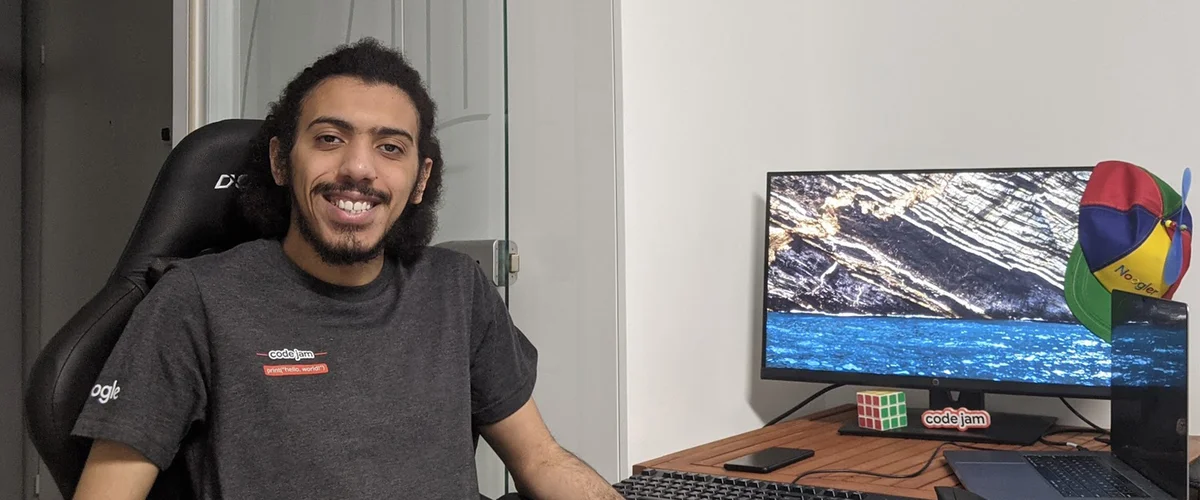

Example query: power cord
[787,427,1108,484]
[780,398,1108,483]
[1059,397,1109,435]
[789,441,995,484]
[1039,426,1108,449]
[763,384,845,427]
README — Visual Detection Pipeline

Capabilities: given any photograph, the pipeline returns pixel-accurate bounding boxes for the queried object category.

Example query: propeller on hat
[1163,167,1191,286]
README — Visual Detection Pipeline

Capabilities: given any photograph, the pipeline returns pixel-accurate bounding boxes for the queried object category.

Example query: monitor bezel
[758,165,1110,400]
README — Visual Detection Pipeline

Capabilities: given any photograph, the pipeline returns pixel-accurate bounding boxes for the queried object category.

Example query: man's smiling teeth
[335,199,374,214]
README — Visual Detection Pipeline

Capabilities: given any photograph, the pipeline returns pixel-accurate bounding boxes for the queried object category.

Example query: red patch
[263,363,329,377]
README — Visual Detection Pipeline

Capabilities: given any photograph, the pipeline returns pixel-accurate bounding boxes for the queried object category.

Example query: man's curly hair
[238,38,443,266]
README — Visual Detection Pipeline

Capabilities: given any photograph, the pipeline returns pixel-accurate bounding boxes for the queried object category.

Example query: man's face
[270,76,432,265]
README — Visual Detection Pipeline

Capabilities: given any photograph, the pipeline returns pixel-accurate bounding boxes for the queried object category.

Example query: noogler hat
[1064,160,1192,342]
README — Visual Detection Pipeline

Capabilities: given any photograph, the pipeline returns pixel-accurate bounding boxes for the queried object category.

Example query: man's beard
[292,181,402,266]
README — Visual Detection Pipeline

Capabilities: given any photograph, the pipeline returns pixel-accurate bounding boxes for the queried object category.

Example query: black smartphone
[722,447,815,473]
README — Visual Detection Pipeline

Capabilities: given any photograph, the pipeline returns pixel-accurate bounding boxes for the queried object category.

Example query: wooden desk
[634,404,1200,500]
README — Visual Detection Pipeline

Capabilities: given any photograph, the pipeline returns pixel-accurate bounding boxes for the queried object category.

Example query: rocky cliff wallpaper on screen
[763,169,1113,387]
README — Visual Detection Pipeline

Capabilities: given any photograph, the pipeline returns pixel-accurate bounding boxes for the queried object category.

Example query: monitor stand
[837,389,1056,446]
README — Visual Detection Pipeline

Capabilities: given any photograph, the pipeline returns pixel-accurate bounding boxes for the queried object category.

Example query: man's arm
[68,267,211,498]
[72,439,159,500]
[480,398,622,500]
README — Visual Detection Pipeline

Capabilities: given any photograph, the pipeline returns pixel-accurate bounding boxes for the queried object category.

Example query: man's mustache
[312,181,391,204]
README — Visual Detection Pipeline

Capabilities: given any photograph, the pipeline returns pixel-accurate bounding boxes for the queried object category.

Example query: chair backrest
[24,119,265,499]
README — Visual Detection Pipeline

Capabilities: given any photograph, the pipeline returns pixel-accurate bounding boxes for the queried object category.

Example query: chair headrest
[111,118,264,289]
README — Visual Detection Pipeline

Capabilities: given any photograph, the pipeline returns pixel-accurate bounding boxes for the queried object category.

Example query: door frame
[504,0,627,480]
[4,0,24,497]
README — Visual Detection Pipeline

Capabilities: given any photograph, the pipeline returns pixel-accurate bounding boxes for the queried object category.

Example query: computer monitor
[761,166,1106,445]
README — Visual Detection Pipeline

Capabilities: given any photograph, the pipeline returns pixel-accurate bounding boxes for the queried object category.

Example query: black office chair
[24,119,263,498]
[22,119,518,500]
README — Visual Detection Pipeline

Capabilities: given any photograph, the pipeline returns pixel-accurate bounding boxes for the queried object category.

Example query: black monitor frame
[759,166,1110,408]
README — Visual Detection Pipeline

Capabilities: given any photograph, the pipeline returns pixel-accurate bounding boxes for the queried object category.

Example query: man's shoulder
[160,239,277,286]
[405,246,490,287]
[414,245,476,271]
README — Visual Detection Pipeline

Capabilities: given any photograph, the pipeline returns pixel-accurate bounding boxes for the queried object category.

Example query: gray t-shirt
[71,238,538,499]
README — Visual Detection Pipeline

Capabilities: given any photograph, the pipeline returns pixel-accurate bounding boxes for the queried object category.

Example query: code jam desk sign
[921,408,992,431]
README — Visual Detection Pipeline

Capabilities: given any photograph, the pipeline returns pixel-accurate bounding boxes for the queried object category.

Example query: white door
[189,0,512,496]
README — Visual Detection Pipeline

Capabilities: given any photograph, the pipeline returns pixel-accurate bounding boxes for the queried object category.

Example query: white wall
[619,0,1200,467]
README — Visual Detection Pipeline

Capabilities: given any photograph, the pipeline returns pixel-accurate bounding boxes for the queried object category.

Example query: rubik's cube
[856,390,908,431]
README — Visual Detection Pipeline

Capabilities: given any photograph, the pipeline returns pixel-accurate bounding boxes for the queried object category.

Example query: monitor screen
[762,167,1110,395]
[1110,290,1188,499]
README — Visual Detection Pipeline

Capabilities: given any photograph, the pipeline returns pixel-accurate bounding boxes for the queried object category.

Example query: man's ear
[409,157,434,204]
[268,137,286,186]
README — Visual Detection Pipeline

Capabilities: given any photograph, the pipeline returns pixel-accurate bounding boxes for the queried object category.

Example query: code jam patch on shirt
[263,363,329,377]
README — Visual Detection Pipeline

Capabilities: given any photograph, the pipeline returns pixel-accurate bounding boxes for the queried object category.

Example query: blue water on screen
[1112,324,1187,388]
[765,312,1111,387]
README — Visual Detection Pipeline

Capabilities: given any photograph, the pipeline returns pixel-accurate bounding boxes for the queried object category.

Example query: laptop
[945,289,1190,500]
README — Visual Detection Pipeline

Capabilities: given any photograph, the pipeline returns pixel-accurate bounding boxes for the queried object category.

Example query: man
[70,38,622,500]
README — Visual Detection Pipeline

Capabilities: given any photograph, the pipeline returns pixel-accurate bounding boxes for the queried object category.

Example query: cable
[790,441,994,484]
[1043,426,1105,436]
[786,412,1110,484]
[1039,425,1108,448]
[763,384,845,427]
[774,396,1109,481]
[1039,437,1072,448]
[1039,424,1111,448]
[1039,437,1089,449]
[788,424,1109,483]
[1059,397,1109,435]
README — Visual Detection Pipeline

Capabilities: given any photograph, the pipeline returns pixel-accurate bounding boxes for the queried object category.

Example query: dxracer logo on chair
[90,380,121,404]
[213,173,248,190]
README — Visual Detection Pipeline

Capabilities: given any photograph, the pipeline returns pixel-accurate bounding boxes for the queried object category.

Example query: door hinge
[39,45,45,65]
[34,472,40,496]
[434,239,519,287]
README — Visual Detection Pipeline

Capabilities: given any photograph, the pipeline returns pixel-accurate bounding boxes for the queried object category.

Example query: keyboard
[613,468,924,500]
[1025,455,1149,498]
